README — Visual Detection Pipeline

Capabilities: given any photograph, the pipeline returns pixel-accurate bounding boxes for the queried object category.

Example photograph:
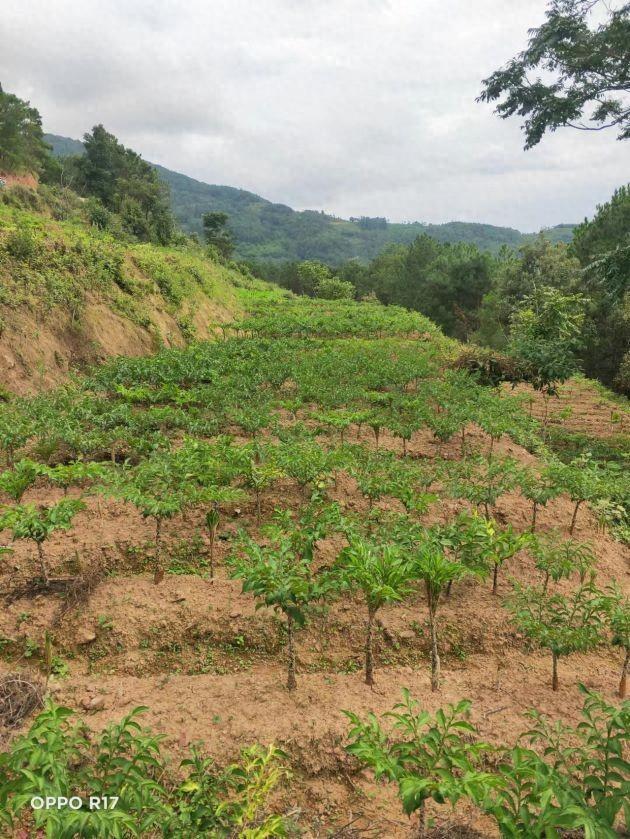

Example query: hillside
[44,134,575,263]
[0,184,276,393]
[0,292,627,836]
[0,171,628,837]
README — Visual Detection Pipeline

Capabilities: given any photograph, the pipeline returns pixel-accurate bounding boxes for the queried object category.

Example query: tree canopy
[479,0,630,148]
[75,125,175,244]
[0,84,51,174]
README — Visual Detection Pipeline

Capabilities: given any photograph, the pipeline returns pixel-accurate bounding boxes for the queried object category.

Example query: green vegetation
[479,0,630,148]
[256,217,628,395]
[0,81,627,837]
[346,687,629,838]
[0,701,287,837]
[0,85,51,176]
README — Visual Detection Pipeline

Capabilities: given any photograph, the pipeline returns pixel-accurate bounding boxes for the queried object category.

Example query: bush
[5,228,38,261]
[314,275,355,300]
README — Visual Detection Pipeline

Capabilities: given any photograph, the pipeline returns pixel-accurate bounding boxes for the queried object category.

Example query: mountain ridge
[44,133,575,263]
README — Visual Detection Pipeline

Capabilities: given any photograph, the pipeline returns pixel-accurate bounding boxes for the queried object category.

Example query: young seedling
[0,460,41,503]
[607,589,629,699]
[531,532,596,593]
[486,523,532,596]
[518,466,561,532]
[105,461,240,584]
[506,580,609,692]
[335,538,414,685]
[409,546,467,691]
[205,503,220,579]
[40,461,107,496]
[241,460,283,524]
[229,533,328,690]
[546,456,607,536]
[449,456,520,520]
[0,499,85,585]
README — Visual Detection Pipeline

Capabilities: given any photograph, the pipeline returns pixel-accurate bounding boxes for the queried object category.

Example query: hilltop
[44,133,575,263]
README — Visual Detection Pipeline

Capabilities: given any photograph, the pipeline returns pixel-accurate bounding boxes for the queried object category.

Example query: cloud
[1,0,627,231]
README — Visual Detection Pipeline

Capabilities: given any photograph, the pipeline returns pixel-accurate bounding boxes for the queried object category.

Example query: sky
[1,0,628,232]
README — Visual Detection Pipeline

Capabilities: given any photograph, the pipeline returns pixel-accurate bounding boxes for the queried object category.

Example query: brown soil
[0,291,237,395]
[0,411,628,837]
[506,378,628,438]
[0,172,39,190]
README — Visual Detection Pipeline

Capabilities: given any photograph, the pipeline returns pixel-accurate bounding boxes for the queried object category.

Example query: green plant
[41,461,107,495]
[504,687,629,836]
[485,522,532,596]
[408,546,467,691]
[103,458,239,584]
[506,580,609,691]
[229,532,330,690]
[449,456,520,520]
[242,460,283,524]
[345,691,494,837]
[531,532,596,592]
[205,504,220,579]
[0,701,287,837]
[518,466,561,532]
[346,689,628,838]
[608,589,629,699]
[547,455,610,535]
[335,538,414,685]
[0,498,85,584]
[0,459,41,502]
[507,287,586,434]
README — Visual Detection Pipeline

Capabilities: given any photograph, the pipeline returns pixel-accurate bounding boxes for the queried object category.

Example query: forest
[0,0,628,835]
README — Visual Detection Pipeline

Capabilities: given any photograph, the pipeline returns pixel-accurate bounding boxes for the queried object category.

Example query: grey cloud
[1,0,627,231]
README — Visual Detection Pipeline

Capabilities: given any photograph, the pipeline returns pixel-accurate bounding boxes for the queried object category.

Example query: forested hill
[44,133,574,263]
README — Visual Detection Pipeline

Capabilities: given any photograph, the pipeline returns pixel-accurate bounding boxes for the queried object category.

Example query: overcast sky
[1,0,628,231]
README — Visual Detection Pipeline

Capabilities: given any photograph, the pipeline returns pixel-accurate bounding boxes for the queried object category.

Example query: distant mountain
[44,133,575,263]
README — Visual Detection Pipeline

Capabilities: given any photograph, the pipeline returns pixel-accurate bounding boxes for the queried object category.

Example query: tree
[571,185,630,390]
[202,212,234,258]
[508,287,586,431]
[409,547,467,691]
[0,84,51,174]
[475,239,582,351]
[77,125,174,244]
[314,275,355,300]
[229,533,328,690]
[295,261,331,297]
[506,581,609,691]
[479,1,630,148]
[0,499,85,584]
[335,539,414,685]
[345,692,494,838]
